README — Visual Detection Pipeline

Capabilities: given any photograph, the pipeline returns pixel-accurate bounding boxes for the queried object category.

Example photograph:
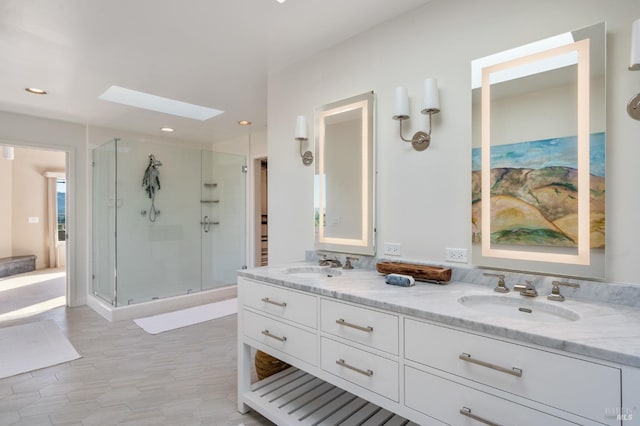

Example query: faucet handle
[552,280,580,289]
[484,273,509,293]
[318,253,330,266]
[548,281,580,302]
[344,256,359,270]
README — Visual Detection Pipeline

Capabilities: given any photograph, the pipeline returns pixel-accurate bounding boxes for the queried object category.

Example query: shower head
[148,154,162,167]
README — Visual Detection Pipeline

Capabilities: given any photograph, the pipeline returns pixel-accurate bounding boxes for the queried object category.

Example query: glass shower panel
[115,139,202,305]
[92,139,117,304]
[92,139,247,307]
[201,151,246,290]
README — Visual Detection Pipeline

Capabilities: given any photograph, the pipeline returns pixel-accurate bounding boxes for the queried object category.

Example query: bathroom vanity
[237,264,640,425]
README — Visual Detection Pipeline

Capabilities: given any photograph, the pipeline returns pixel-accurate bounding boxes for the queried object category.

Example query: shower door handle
[200,216,210,233]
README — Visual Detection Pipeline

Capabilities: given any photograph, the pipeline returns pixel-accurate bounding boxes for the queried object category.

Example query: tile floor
[0,270,273,426]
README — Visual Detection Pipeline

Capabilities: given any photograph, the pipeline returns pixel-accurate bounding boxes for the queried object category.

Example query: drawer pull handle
[336,318,373,333]
[261,297,287,308]
[261,330,287,342]
[459,353,522,377]
[459,407,502,426]
[336,358,373,377]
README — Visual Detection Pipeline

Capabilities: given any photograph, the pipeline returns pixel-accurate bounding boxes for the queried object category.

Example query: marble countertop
[239,262,640,369]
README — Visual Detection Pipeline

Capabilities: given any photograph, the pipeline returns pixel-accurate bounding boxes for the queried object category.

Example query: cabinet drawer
[405,366,577,426]
[321,299,399,355]
[405,319,620,423]
[321,337,399,402]
[243,309,317,365]
[241,278,316,328]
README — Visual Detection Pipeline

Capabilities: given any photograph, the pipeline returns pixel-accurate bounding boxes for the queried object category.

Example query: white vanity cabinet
[320,299,399,355]
[321,336,400,402]
[242,277,317,328]
[243,309,317,364]
[405,366,578,425]
[238,275,633,425]
[404,318,621,426]
[238,277,418,425]
[319,299,401,402]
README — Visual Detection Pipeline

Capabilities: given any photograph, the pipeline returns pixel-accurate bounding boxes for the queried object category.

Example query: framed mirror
[315,91,375,255]
[471,22,606,278]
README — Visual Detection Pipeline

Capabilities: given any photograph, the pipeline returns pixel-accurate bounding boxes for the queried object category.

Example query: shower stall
[92,138,246,307]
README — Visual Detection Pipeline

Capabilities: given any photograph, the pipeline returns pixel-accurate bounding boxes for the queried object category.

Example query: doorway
[0,145,69,321]
[254,158,268,267]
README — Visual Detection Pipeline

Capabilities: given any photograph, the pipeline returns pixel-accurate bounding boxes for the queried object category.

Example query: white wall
[268,0,640,285]
[10,147,66,269]
[0,155,13,258]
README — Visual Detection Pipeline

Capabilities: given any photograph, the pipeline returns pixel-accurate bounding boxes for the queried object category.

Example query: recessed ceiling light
[25,87,47,95]
[98,85,223,121]
[160,127,174,132]
[238,120,252,126]
[276,0,286,3]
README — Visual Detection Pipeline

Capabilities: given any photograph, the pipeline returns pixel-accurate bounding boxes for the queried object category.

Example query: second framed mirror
[315,91,375,256]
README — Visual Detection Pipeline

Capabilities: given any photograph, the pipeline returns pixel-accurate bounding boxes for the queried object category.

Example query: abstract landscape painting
[472,133,605,248]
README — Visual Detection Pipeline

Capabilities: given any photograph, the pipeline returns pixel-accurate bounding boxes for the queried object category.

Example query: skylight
[98,86,223,121]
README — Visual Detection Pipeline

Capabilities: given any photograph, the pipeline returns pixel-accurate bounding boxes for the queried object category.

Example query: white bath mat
[0,320,81,379]
[134,298,238,335]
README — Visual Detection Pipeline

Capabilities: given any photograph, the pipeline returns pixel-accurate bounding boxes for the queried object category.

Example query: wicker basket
[255,350,290,380]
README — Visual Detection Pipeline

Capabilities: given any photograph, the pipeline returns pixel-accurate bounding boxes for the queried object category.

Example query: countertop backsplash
[304,250,640,308]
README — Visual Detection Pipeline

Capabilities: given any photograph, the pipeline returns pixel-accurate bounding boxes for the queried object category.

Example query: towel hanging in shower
[142,158,161,199]
[142,155,162,222]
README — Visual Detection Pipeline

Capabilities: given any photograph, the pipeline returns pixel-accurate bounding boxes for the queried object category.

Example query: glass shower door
[201,151,246,290]
[92,139,117,304]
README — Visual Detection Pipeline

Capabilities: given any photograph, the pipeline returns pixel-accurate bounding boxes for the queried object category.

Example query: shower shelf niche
[201,200,220,203]
[203,183,218,187]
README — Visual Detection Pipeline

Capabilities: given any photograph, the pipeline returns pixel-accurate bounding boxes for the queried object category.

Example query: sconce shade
[2,146,14,160]
[631,18,640,70]
[393,86,410,119]
[295,115,308,140]
[421,78,440,113]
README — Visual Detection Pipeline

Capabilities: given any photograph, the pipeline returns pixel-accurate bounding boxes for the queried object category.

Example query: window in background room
[56,178,66,242]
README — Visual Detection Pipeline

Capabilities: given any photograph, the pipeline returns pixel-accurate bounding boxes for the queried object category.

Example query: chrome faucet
[318,254,330,266]
[484,273,509,293]
[343,256,359,270]
[513,280,538,297]
[329,257,342,268]
[548,280,580,302]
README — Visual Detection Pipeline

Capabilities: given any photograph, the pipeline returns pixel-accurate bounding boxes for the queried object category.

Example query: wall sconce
[295,115,313,166]
[2,146,14,160]
[392,78,440,151]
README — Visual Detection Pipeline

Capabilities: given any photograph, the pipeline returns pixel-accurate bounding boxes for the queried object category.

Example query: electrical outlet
[384,242,402,256]
[445,248,468,263]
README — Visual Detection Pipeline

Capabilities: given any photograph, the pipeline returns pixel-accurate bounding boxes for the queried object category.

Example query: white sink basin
[457,295,580,322]
[281,266,342,278]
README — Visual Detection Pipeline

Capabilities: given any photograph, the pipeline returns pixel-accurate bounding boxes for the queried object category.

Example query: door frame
[0,140,73,307]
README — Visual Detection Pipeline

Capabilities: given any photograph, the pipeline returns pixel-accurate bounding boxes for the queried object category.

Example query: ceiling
[0,0,430,144]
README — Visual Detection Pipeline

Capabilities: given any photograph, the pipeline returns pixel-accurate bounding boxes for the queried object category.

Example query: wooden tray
[376,261,452,284]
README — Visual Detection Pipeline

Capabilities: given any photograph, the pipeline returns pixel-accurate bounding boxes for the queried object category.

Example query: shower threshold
[88,285,237,322]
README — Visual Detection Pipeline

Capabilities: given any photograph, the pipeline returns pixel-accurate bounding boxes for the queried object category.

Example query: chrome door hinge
[242,165,248,173]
